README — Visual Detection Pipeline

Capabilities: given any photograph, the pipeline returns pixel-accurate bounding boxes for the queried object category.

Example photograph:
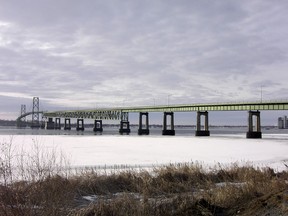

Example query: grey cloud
[0,0,288,121]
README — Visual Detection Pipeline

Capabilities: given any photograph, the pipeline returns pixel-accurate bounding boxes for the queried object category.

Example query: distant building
[278,116,288,129]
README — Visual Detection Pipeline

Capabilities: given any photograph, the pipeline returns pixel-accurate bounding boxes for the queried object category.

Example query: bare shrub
[0,137,72,215]
[16,137,70,182]
[0,136,15,185]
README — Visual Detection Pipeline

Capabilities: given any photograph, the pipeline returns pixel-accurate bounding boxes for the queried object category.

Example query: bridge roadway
[41,100,288,138]
[43,100,288,119]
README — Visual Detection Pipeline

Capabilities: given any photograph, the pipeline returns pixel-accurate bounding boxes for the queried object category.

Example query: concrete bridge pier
[138,112,149,135]
[55,118,61,130]
[119,121,131,134]
[93,120,103,132]
[246,111,262,138]
[46,118,55,130]
[64,118,71,130]
[119,112,130,134]
[76,119,84,131]
[195,111,210,136]
[162,112,175,135]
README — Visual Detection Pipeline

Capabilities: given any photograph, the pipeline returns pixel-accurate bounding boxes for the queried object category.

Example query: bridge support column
[119,112,130,134]
[195,111,210,136]
[119,121,131,134]
[45,118,55,130]
[17,104,27,128]
[246,111,262,138]
[93,120,103,132]
[55,118,61,130]
[31,97,40,129]
[64,118,71,130]
[162,112,175,135]
[138,112,149,135]
[76,119,84,131]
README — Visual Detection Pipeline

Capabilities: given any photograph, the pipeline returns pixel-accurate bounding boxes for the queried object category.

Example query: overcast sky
[0,0,288,123]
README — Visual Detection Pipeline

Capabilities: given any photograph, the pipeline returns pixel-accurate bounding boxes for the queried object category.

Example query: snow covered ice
[1,133,288,171]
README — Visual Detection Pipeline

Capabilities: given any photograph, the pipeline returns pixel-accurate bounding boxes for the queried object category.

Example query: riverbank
[1,163,287,215]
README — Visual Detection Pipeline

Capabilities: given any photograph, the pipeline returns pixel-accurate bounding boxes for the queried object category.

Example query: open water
[0,125,286,137]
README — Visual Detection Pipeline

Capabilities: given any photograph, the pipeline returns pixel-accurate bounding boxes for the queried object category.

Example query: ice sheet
[1,134,288,171]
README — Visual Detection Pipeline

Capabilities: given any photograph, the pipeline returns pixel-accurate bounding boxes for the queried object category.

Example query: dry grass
[69,164,288,216]
[0,139,287,215]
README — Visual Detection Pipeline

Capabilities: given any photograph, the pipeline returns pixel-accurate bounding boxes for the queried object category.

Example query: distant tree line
[0,120,17,127]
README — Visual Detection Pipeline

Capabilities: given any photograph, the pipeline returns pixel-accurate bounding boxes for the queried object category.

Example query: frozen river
[0,127,288,171]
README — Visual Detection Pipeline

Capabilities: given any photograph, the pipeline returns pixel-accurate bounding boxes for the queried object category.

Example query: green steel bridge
[43,100,288,120]
[18,99,288,138]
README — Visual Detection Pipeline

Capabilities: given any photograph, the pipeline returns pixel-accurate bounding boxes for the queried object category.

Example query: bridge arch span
[16,111,44,127]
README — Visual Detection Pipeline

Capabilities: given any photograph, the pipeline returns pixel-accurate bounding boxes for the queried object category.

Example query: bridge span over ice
[41,100,288,139]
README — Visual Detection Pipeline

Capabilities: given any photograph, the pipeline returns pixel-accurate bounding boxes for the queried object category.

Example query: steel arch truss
[44,110,129,121]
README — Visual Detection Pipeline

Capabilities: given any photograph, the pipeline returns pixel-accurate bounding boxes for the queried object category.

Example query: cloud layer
[0,0,288,120]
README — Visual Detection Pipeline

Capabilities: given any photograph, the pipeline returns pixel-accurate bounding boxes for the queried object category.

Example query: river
[0,126,287,171]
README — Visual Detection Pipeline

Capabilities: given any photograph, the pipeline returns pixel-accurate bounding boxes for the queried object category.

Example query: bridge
[16,97,44,128]
[16,111,44,127]
[41,100,288,138]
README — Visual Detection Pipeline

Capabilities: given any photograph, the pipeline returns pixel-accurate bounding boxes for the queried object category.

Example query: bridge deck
[42,100,288,120]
